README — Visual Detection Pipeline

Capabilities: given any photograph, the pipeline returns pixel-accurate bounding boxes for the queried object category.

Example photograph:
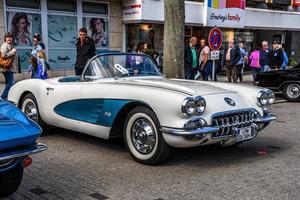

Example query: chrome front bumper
[0,143,47,161]
[161,114,277,140]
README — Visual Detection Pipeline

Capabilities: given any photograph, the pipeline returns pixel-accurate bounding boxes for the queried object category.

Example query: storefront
[1,0,122,72]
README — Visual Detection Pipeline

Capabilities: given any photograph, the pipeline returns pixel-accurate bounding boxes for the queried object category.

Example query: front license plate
[237,126,253,142]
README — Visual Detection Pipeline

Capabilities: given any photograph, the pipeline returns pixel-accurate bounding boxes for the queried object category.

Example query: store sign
[292,0,300,6]
[123,3,142,21]
[205,0,246,28]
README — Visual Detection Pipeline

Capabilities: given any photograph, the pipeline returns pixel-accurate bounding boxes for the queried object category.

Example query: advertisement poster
[47,15,77,48]
[48,49,76,69]
[7,12,41,47]
[83,17,109,48]
[205,0,246,28]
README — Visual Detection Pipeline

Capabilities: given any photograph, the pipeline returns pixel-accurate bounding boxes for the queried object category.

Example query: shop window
[48,49,77,69]
[47,15,77,48]
[83,17,109,48]
[47,0,76,12]
[82,2,108,15]
[82,2,109,49]
[6,11,42,47]
[5,0,40,9]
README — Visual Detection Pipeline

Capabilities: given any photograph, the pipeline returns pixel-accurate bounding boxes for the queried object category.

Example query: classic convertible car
[255,65,300,101]
[8,53,276,164]
[0,99,46,197]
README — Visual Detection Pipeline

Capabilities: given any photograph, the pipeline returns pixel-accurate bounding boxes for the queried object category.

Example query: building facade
[0,0,300,80]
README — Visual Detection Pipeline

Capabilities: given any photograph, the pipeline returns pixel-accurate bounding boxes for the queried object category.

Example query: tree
[163,0,185,78]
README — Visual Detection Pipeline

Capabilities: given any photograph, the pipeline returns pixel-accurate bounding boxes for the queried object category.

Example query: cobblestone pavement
[1,84,298,200]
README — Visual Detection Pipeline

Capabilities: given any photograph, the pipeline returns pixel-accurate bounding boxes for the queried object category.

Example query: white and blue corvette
[8,53,277,164]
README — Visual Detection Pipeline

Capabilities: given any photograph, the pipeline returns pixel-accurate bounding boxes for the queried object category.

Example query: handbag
[0,52,13,68]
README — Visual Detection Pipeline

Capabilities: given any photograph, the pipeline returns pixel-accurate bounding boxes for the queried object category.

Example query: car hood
[119,78,236,96]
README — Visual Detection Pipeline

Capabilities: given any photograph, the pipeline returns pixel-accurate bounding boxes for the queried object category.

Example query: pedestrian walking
[270,41,284,70]
[279,44,288,70]
[198,38,211,81]
[144,42,158,64]
[184,37,199,80]
[75,28,96,76]
[0,33,18,100]
[259,41,271,72]
[249,45,261,82]
[236,42,247,82]
[222,40,241,83]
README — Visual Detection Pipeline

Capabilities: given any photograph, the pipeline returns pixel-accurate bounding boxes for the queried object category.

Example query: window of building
[82,1,109,49]
[5,0,39,9]
[47,0,77,13]
[5,0,42,70]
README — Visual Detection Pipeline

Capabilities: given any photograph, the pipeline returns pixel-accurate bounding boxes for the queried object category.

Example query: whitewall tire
[124,106,172,165]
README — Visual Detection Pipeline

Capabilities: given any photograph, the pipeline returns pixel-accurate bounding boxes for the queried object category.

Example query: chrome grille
[212,110,259,138]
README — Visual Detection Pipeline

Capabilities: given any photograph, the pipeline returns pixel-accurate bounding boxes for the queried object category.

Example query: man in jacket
[75,28,96,76]
[184,37,199,80]
[260,41,271,72]
[270,41,284,70]
[222,40,241,83]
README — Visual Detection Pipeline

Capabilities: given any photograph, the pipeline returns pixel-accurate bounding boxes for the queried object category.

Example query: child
[28,52,48,79]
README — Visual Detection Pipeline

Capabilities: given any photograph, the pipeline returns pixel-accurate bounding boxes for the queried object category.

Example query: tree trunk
[163,0,185,78]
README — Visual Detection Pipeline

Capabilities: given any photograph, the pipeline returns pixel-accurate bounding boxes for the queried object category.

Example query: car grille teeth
[212,110,259,138]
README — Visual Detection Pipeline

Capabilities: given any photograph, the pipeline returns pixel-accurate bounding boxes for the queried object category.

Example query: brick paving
[1,81,299,200]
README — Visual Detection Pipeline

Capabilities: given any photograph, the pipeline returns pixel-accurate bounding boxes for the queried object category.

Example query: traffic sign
[210,50,220,60]
[208,27,222,51]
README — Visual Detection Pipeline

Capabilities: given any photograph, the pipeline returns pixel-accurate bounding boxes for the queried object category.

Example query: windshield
[83,54,161,80]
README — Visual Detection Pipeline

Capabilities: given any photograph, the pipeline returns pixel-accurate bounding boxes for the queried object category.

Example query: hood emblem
[224,97,236,106]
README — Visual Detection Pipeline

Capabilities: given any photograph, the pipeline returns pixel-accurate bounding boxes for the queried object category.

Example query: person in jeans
[222,40,241,83]
[0,33,18,100]
[236,42,247,82]
[249,45,261,81]
[184,37,198,80]
[198,38,212,81]
[259,41,271,72]
[75,28,96,76]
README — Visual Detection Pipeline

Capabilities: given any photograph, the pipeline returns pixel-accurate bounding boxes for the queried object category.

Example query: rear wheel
[124,106,172,165]
[21,93,49,134]
[0,165,24,197]
[283,83,300,101]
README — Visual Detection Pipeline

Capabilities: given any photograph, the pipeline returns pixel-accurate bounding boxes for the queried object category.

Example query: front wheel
[0,165,24,197]
[124,106,172,165]
[21,93,49,134]
[283,83,300,102]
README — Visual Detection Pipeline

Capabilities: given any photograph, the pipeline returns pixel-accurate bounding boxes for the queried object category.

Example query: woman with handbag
[0,33,18,100]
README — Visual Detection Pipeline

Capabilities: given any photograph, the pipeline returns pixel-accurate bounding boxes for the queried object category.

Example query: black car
[255,65,300,101]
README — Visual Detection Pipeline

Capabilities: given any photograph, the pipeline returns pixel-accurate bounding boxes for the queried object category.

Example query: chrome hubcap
[24,101,38,123]
[287,84,300,98]
[131,118,156,154]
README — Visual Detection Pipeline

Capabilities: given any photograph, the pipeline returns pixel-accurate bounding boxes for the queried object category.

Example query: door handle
[46,87,54,91]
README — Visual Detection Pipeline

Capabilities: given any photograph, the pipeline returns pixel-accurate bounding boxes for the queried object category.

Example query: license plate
[237,126,253,142]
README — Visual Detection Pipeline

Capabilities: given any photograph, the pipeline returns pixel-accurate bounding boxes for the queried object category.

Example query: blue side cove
[54,99,130,127]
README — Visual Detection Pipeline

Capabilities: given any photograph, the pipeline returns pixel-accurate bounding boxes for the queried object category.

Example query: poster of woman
[85,17,109,48]
[7,12,41,47]
[8,12,31,46]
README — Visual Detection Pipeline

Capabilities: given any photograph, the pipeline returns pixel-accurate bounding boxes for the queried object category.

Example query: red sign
[292,0,300,6]
[208,27,223,51]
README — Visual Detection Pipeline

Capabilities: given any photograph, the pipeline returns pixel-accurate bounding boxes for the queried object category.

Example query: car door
[43,78,84,131]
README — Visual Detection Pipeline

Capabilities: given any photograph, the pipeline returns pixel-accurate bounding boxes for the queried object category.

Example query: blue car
[0,99,46,197]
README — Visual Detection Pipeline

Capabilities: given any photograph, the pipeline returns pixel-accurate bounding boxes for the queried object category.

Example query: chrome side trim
[0,143,47,161]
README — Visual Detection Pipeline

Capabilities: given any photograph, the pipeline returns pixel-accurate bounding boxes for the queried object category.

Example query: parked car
[0,99,47,197]
[8,53,276,165]
[255,65,300,101]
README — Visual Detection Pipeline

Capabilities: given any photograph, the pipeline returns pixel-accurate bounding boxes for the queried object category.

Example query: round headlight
[195,97,206,114]
[182,97,196,115]
[257,91,268,106]
[267,92,275,104]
